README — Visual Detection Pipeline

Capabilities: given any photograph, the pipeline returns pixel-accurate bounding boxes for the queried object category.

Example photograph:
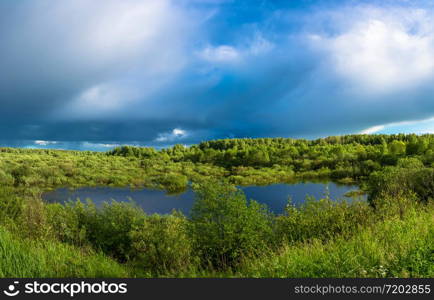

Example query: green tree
[388,140,406,156]
[189,181,273,268]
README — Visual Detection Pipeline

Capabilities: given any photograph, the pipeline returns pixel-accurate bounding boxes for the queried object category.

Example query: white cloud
[83,142,121,148]
[198,45,241,63]
[35,0,199,120]
[72,85,126,112]
[34,140,58,146]
[248,33,275,55]
[359,116,434,134]
[59,83,143,119]
[197,34,273,64]
[309,7,434,94]
[359,125,385,134]
[66,0,191,74]
[172,128,186,136]
[155,128,188,142]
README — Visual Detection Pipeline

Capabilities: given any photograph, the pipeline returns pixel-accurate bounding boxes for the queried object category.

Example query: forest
[0,134,433,277]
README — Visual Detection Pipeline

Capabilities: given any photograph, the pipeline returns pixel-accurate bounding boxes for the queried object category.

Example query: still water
[43,182,366,215]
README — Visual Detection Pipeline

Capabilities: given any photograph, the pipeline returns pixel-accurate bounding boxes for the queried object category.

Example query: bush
[276,196,373,243]
[157,173,188,194]
[18,197,50,239]
[0,187,23,226]
[368,165,434,205]
[129,213,196,275]
[47,201,196,276]
[45,202,88,246]
[0,169,14,186]
[81,201,146,261]
[396,157,424,169]
[46,200,146,262]
[189,181,273,268]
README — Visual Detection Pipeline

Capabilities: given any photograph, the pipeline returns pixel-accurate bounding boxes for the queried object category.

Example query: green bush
[368,165,434,205]
[129,213,196,275]
[45,202,88,246]
[47,201,196,276]
[18,197,50,239]
[46,200,146,262]
[0,187,23,226]
[276,196,373,243]
[157,173,188,194]
[189,181,273,268]
[0,169,14,186]
[79,201,146,261]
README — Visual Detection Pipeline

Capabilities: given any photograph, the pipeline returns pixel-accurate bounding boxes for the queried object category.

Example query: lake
[42,182,366,215]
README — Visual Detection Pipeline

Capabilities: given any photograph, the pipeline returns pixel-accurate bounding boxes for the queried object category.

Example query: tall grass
[0,227,128,277]
[235,207,434,278]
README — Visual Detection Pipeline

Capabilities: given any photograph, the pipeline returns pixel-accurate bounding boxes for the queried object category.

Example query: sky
[1,0,434,150]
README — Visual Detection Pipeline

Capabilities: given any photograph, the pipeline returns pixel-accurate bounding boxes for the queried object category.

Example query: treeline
[109,134,434,181]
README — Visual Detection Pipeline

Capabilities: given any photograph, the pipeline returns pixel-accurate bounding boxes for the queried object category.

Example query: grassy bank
[235,208,434,278]
[0,227,128,277]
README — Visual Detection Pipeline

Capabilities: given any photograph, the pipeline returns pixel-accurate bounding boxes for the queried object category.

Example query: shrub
[157,173,188,194]
[47,200,146,262]
[0,169,14,186]
[45,202,88,246]
[276,196,373,243]
[0,187,23,226]
[18,197,50,239]
[129,213,196,275]
[81,201,146,261]
[189,181,273,268]
[368,166,434,205]
[10,165,33,186]
[396,157,424,169]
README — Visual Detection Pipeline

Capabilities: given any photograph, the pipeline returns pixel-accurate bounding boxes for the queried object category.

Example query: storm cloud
[1,0,434,147]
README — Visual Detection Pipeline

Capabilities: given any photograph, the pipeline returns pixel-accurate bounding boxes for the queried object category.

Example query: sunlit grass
[0,227,128,277]
[234,208,434,278]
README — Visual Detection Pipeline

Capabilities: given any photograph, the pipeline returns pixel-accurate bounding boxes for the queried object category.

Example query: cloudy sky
[1,0,434,150]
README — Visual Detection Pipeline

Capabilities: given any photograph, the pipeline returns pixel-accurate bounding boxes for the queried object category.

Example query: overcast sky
[1,0,434,150]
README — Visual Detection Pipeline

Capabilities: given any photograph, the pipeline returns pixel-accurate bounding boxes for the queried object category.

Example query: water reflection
[43,182,366,215]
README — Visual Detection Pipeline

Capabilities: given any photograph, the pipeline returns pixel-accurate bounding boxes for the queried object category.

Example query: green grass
[0,226,128,277]
[233,209,434,278]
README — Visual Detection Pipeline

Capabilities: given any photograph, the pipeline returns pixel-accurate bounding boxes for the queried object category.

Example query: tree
[189,181,273,268]
[388,140,406,156]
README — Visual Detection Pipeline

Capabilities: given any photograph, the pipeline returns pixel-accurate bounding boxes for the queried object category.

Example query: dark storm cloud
[2,0,434,147]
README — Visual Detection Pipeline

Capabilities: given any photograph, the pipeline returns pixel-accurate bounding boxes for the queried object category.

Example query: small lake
[43,182,366,215]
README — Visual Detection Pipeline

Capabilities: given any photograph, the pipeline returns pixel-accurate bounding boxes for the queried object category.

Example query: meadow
[0,134,433,277]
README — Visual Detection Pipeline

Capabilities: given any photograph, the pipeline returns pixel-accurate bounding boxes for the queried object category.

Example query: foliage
[235,207,434,278]
[47,200,146,262]
[368,160,434,205]
[276,197,373,243]
[189,181,274,268]
[129,213,196,275]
